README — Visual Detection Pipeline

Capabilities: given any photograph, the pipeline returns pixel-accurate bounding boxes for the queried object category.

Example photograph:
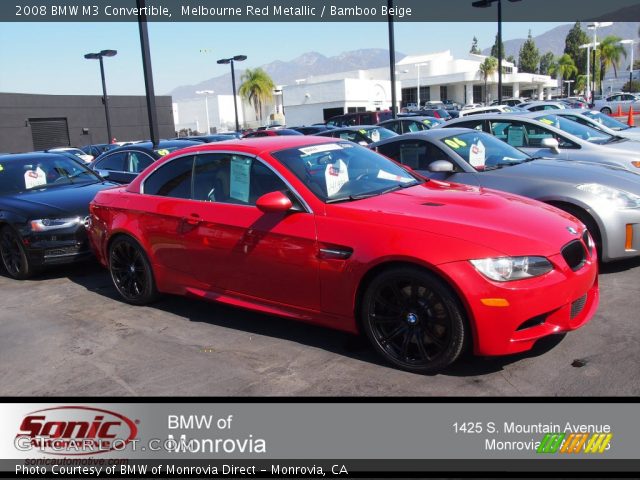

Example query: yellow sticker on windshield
[539,118,554,125]
[444,139,460,149]
[0,164,3,172]
[155,149,170,156]
[454,138,467,147]
[359,129,367,135]
[422,119,432,125]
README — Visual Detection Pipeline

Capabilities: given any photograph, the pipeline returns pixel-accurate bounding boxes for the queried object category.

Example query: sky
[0,21,568,96]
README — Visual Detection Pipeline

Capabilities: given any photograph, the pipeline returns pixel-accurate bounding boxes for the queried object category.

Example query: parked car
[594,93,640,115]
[519,101,567,112]
[89,140,201,184]
[377,116,444,134]
[242,129,302,138]
[88,136,598,373]
[173,135,233,143]
[548,109,640,142]
[326,111,393,127]
[442,99,462,110]
[440,113,640,172]
[490,98,526,107]
[289,125,335,135]
[314,125,397,145]
[420,108,452,120]
[81,143,120,158]
[370,128,640,262]
[457,105,525,117]
[0,152,117,279]
[48,147,94,164]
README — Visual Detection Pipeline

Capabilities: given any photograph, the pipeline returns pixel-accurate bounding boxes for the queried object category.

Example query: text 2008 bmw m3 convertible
[88,136,599,373]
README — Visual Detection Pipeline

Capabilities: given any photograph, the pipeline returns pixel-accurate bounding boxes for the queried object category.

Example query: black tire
[601,107,612,115]
[108,236,159,305]
[361,266,468,374]
[0,225,36,279]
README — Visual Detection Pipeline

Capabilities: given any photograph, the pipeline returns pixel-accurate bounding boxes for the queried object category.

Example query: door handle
[183,214,201,226]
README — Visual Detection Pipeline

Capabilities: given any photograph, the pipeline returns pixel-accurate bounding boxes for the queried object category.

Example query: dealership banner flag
[2,402,639,476]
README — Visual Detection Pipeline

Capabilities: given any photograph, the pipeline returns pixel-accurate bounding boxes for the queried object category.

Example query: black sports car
[0,152,116,279]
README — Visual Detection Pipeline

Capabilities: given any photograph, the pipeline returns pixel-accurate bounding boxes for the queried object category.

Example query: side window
[393,141,456,171]
[127,152,154,173]
[192,154,289,206]
[490,121,533,147]
[454,120,484,131]
[143,155,193,199]
[384,121,402,134]
[407,121,424,132]
[95,152,126,171]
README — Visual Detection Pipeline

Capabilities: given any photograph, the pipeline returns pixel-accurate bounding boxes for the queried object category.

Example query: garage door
[29,118,70,150]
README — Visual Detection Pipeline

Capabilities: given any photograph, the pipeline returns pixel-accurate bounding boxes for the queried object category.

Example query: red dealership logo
[15,406,138,455]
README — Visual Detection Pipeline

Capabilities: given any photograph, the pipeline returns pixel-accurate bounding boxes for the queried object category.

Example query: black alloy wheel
[361,267,467,373]
[0,225,34,280]
[109,236,159,305]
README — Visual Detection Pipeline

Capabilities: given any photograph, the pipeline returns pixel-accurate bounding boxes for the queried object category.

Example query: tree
[597,35,627,94]
[564,22,590,77]
[574,74,588,95]
[470,36,481,54]
[238,68,276,123]
[539,51,555,75]
[479,56,498,104]
[506,55,516,64]
[518,30,540,73]
[490,34,504,60]
[549,54,578,95]
[622,80,640,92]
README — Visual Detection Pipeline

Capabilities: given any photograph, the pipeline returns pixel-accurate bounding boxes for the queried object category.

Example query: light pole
[217,55,247,133]
[195,90,214,134]
[579,42,599,104]
[415,62,428,108]
[563,80,574,97]
[620,39,637,88]
[84,49,117,143]
[588,22,613,96]
[472,0,522,105]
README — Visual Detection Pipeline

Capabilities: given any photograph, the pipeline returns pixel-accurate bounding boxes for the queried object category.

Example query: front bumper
[598,209,640,262]
[439,250,599,356]
[23,226,92,267]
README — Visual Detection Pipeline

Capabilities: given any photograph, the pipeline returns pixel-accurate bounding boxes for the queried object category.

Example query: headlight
[577,183,640,209]
[470,257,553,282]
[30,217,81,232]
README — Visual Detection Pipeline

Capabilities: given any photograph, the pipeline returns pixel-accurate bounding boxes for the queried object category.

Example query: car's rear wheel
[601,107,612,115]
[109,236,159,305]
[0,225,35,280]
[361,266,468,374]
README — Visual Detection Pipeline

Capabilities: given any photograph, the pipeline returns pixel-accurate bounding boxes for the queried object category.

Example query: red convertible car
[88,136,599,373]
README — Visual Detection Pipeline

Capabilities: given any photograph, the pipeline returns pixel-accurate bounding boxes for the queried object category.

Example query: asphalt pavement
[1,257,639,396]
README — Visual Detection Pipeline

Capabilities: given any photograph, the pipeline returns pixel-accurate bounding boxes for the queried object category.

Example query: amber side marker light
[481,298,510,307]
[625,224,634,250]
[632,161,640,168]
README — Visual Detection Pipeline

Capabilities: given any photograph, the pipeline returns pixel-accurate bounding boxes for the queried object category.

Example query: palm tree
[549,54,578,96]
[575,74,588,96]
[238,68,275,123]
[598,35,627,94]
[478,56,498,104]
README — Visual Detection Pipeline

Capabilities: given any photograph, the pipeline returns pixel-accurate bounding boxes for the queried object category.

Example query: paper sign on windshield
[377,170,414,183]
[230,157,251,202]
[469,141,486,168]
[299,144,343,156]
[325,159,349,197]
[370,129,380,142]
[24,167,47,189]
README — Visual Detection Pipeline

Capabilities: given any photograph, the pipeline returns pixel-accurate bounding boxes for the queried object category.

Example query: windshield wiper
[482,164,506,171]
[325,182,419,203]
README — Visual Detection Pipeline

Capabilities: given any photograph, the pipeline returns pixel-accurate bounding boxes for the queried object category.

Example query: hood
[485,159,640,194]
[328,181,583,258]
[597,138,640,156]
[616,129,640,142]
[0,182,116,220]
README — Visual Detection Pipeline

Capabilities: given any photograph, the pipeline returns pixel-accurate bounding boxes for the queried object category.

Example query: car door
[188,152,321,310]
[488,119,575,159]
[93,151,128,183]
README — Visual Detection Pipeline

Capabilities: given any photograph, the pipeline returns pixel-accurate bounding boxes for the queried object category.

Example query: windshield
[534,114,613,144]
[272,142,421,202]
[440,131,530,171]
[582,110,631,131]
[0,155,101,195]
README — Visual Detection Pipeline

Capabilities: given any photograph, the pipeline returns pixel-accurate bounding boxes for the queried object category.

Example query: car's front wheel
[361,266,468,374]
[0,225,35,279]
[109,236,159,305]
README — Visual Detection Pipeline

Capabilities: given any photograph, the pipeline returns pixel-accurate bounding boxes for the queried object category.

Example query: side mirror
[96,169,110,179]
[256,191,293,213]
[428,160,455,173]
[541,137,560,154]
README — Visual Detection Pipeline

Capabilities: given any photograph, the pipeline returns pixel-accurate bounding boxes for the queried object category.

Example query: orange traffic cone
[616,105,623,117]
[628,106,635,127]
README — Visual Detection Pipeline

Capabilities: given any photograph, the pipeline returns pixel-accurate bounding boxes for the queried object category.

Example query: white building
[173,94,245,134]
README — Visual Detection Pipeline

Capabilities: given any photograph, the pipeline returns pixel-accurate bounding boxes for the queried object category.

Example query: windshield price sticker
[0,164,3,172]
[469,141,486,168]
[444,137,467,149]
[539,118,554,125]
[230,157,251,203]
[370,129,381,142]
[299,144,343,156]
[24,167,47,189]
[325,159,349,197]
[155,149,170,156]
[377,169,414,183]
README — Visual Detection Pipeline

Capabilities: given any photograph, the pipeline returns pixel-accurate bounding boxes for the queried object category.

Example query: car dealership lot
[1,258,639,396]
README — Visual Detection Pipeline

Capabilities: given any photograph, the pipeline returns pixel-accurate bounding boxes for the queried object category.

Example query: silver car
[439,112,640,172]
[370,128,640,262]
[594,93,640,115]
[519,101,567,111]
[551,109,640,142]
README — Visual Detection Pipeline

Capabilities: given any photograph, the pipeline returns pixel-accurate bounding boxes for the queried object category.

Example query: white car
[49,147,94,164]
[519,101,567,112]
[594,93,640,115]
[551,109,640,142]
[457,105,524,117]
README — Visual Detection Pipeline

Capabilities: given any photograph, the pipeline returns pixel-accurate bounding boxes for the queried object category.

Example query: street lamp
[415,62,428,108]
[619,39,637,88]
[588,22,613,95]
[563,80,574,97]
[217,55,247,133]
[195,90,214,134]
[579,41,599,104]
[472,0,522,105]
[84,49,117,143]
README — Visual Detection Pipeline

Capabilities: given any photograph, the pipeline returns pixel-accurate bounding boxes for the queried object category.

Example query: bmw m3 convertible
[88,136,599,373]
